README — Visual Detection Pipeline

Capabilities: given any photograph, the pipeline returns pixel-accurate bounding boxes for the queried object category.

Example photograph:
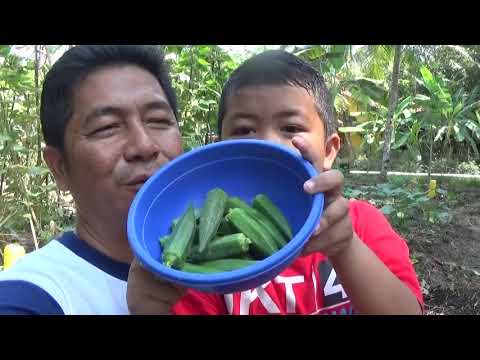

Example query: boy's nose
[261,131,292,149]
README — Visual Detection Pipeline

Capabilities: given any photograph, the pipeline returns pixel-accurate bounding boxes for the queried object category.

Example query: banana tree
[435,85,480,159]
[340,74,419,167]
[295,45,365,164]
[416,66,480,163]
[380,45,402,180]
[295,45,352,105]
[390,98,425,162]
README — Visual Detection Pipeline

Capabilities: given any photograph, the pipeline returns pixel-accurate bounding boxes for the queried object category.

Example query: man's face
[47,65,183,225]
[221,85,339,170]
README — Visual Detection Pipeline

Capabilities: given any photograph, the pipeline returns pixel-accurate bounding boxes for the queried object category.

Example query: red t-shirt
[172,199,424,315]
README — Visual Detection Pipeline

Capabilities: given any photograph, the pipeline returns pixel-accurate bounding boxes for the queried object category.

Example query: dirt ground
[406,193,480,315]
[347,175,480,315]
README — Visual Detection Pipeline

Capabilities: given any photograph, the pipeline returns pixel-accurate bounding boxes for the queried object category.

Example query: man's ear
[43,146,70,192]
[322,133,341,170]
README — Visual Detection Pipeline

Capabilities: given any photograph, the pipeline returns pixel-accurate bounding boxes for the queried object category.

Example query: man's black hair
[217,50,337,137]
[40,45,178,153]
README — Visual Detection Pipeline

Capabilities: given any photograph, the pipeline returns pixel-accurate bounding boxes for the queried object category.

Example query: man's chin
[124,183,145,195]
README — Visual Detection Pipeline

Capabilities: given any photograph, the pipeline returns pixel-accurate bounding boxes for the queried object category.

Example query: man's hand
[127,257,186,315]
[291,136,353,259]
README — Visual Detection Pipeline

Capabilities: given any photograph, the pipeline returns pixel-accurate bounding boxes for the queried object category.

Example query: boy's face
[220,85,340,170]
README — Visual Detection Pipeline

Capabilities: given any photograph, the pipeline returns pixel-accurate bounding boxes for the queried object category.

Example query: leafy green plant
[344,177,451,232]
[163,45,239,152]
[457,160,480,174]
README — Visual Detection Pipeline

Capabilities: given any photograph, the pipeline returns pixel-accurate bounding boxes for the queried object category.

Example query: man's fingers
[151,282,185,303]
[130,257,186,295]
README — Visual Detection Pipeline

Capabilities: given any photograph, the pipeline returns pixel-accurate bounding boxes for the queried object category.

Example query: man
[0,45,184,314]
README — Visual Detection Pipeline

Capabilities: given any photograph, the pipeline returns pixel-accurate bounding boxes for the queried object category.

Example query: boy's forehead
[225,84,316,114]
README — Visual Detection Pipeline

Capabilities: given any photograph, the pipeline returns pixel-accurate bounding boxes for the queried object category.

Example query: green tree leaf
[380,205,394,215]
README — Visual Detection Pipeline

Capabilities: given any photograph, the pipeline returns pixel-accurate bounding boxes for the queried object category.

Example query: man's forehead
[73,65,168,110]
[77,64,162,90]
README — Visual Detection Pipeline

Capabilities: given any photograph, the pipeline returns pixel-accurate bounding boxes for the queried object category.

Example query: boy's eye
[231,127,255,136]
[282,125,304,133]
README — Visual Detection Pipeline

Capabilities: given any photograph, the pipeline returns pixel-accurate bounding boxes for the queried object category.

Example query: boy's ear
[323,133,341,170]
[43,146,70,192]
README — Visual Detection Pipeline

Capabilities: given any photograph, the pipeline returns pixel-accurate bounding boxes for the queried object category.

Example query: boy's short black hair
[40,45,178,153]
[217,50,337,137]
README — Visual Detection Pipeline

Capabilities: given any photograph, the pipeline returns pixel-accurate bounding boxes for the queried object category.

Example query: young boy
[128,50,424,315]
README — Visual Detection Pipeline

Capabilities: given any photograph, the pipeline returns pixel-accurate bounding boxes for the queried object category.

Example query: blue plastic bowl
[127,139,324,293]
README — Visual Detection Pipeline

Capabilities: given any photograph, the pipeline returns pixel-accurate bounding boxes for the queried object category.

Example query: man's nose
[124,123,160,162]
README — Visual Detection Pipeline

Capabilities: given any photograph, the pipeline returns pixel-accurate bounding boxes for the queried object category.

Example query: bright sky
[9,45,291,63]
[219,45,283,60]
[9,45,68,63]
[8,45,367,65]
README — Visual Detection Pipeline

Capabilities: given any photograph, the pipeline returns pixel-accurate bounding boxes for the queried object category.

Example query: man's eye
[147,118,173,128]
[90,124,118,137]
[231,127,255,136]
